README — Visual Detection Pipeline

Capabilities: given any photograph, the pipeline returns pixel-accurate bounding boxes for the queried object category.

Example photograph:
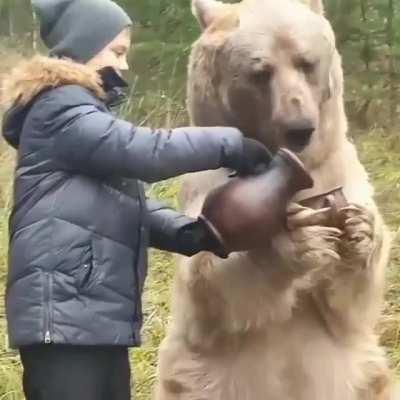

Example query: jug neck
[272,149,314,193]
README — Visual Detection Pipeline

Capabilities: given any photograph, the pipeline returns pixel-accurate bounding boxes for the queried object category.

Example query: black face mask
[97,66,129,109]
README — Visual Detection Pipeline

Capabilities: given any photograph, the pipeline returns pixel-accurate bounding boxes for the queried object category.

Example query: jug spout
[273,148,314,192]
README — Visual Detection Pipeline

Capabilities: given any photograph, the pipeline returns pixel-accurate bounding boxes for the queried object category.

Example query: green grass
[354,131,400,371]
[130,181,181,399]
[0,146,22,400]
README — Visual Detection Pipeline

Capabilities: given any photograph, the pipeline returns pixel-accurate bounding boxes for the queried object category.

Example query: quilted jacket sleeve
[146,199,226,257]
[146,199,195,253]
[40,85,244,183]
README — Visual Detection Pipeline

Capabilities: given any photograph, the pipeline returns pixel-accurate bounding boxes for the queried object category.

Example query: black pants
[19,345,131,400]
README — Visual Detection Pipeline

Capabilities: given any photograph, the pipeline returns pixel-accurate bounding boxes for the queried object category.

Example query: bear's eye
[295,58,316,74]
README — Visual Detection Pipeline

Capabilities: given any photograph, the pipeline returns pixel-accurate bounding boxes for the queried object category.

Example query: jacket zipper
[43,272,52,344]
[44,330,51,344]
[134,182,144,325]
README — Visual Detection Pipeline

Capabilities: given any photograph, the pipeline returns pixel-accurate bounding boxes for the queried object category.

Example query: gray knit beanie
[32,0,133,63]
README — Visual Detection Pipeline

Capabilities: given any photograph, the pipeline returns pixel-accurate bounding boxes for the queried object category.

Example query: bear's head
[188,0,345,162]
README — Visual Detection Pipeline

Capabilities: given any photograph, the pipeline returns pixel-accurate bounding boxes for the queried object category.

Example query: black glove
[175,218,228,258]
[226,138,273,176]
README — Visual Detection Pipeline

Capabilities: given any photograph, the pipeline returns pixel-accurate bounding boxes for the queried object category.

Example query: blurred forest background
[0,0,400,399]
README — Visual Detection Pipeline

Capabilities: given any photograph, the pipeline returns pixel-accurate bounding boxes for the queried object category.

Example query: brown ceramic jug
[199,148,314,253]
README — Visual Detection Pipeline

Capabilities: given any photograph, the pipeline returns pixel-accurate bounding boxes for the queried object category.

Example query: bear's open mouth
[285,128,314,152]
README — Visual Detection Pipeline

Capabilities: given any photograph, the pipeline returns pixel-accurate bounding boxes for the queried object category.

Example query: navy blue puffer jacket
[1,57,244,348]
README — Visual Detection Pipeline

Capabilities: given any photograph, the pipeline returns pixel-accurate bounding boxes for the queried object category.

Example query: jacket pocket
[74,242,94,290]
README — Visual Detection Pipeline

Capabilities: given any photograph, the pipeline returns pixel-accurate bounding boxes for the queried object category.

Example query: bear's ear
[192,0,225,30]
[308,0,325,15]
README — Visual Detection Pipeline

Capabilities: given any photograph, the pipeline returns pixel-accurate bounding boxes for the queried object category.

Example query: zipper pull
[44,331,52,344]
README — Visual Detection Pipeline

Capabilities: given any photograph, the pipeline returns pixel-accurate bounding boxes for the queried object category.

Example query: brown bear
[155,0,394,399]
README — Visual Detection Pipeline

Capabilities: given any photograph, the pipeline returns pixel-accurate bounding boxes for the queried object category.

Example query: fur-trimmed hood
[1,56,104,109]
[1,56,105,148]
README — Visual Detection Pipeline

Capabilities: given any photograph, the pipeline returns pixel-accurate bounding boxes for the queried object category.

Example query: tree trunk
[386,0,396,126]
[32,2,37,50]
[7,0,14,37]
[358,0,372,129]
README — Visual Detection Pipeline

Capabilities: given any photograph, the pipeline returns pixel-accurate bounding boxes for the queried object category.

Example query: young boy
[1,0,272,399]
